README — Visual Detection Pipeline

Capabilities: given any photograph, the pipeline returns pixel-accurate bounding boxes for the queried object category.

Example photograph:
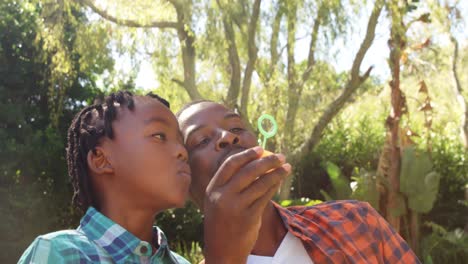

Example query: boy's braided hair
[66,90,169,212]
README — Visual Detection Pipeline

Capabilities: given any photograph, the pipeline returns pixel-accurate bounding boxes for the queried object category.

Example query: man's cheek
[191,155,212,176]
[242,134,258,147]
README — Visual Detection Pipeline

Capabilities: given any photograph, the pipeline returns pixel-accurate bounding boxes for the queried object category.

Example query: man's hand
[203,147,291,264]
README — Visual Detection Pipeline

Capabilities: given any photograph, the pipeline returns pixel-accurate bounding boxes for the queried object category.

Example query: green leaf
[325,161,341,180]
[389,192,407,217]
[407,171,441,213]
[320,189,334,201]
[400,146,441,213]
[280,199,293,207]
[350,169,380,208]
[305,200,323,206]
[424,255,433,264]
[324,161,352,199]
[400,146,432,194]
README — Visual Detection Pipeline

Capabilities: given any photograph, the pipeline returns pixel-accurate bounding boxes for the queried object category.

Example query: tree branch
[217,0,241,108]
[78,0,181,29]
[171,78,184,87]
[300,4,324,85]
[240,0,262,120]
[291,0,384,163]
[350,0,382,83]
[450,35,468,147]
[269,3,284,76]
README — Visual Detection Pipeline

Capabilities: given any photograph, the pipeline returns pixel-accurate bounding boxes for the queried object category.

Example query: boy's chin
[169,193,189,208]
[173,198,188,208]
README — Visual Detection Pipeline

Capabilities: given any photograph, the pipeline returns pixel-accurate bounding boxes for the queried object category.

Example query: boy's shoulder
[36,229,86,240]
[34,228,93,247]
[18,229,102,263]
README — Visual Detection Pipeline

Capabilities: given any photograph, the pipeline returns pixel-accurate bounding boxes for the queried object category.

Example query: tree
[445,1,467,148]
[279,0,384,199]
[79,0,203,99]
[79,0,387,201]
[0,0,112,262]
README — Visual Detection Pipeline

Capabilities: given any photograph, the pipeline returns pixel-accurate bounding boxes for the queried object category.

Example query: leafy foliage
[421,222,468,264]
[400,146,440,213]
[173,241,204,264]
[156,202,204,249]
[279,197,323,207]
[1,0,467,263]
[0,0,112,262]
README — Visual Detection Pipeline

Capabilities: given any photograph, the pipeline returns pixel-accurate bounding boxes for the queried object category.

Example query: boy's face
[102,98,191,210]
[178,102,258,206]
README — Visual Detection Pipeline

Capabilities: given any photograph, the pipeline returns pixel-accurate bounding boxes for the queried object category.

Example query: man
[177,100,421,264]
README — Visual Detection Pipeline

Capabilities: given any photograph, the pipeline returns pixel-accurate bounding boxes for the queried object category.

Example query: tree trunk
[450,36,468,148]
[239,0,262,122]
[385,0,406,232]
[258,3,283,116]
[217,0,260,130]
[174,0,202,100]
[409,210,420,256]
[279,1,298,199]
[221,14,241,108]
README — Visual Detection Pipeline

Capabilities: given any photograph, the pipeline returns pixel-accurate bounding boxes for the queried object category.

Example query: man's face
[178,102,258,206]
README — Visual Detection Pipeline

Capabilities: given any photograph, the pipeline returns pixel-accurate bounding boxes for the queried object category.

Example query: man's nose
[216,130,239,150]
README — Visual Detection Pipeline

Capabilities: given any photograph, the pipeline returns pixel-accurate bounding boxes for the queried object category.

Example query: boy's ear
[87,147,114,175]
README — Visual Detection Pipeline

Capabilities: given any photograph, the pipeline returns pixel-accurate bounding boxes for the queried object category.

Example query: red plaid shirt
[273,200,420,264]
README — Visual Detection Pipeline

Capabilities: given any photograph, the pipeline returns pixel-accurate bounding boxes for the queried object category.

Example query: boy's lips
[178,164,192,177]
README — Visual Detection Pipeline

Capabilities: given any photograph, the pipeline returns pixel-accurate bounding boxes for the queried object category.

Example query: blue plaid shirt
[18,207,190,264]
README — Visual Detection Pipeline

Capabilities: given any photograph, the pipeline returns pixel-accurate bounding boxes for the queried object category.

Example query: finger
[241,163,291,206]
[207,147,263,191]
[229,153,286,193]
[248,181,282,215]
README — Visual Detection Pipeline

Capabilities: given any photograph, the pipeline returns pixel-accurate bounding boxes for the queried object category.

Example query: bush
[293,112,467,262]
[421,222,468,264]
[424,136,468,231]
[294,115,385,199]
[156,202,204,250]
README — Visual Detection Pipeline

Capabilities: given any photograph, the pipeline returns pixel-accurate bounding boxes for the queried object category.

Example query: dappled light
[1,0,467,263]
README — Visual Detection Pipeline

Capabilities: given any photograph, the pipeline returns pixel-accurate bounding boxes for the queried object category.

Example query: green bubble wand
[257,114,278,149]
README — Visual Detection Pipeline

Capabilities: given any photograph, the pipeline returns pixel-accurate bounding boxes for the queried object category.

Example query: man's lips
[216,147,248,170]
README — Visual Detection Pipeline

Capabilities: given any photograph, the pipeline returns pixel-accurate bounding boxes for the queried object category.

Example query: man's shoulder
[280,200,375,220]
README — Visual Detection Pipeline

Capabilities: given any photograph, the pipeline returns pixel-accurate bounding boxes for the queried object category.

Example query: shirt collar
[78,207,168,263]
[272,201,341,263]
[272,201,299,229]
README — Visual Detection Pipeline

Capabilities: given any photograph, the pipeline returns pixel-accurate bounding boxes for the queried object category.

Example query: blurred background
[1,0,467,263]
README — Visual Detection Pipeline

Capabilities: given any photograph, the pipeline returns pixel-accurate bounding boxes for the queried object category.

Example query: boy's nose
[176,144,189,162]
[216,130,239,150]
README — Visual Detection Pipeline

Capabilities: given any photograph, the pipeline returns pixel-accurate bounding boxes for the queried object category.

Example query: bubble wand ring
[257,114,278,149]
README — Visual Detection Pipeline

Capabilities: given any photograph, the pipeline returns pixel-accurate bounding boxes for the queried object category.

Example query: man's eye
[152,133,166,141]
[230,127,244,133]
[193,137,210,148]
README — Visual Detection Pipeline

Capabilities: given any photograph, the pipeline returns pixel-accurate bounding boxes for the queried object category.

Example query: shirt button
[140,245,148,254]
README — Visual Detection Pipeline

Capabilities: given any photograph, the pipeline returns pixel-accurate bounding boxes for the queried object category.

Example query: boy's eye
[152,133,167,141]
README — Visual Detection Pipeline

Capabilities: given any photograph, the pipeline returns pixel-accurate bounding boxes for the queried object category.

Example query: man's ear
[87,146,114,175]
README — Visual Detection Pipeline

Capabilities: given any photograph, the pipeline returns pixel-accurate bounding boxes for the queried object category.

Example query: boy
[19,91,289,263]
